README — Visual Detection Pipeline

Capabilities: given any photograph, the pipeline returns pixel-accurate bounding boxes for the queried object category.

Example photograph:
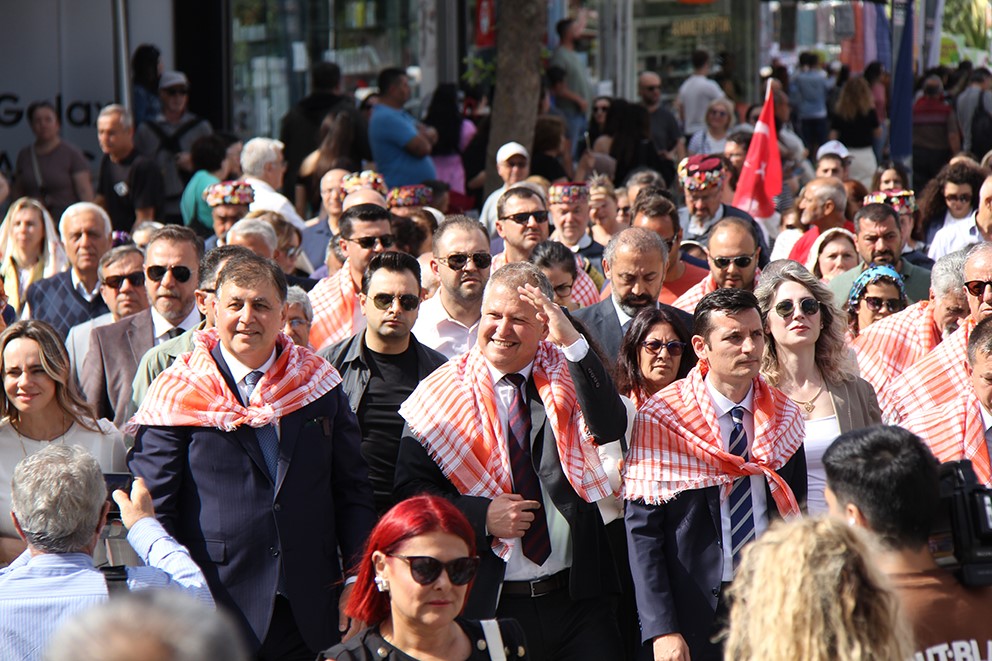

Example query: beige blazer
[828,376,882,434]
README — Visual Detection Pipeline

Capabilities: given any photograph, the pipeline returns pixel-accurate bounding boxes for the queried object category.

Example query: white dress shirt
[704,378,770,581]
[71,269,101,302]
[928,211,982,261]
[150,306,201,345]
[245,176,306,230]
[980,401,992,460]
[412,294,480,359]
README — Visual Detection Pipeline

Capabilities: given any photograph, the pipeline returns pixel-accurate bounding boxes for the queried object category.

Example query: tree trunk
[484,0,547,197]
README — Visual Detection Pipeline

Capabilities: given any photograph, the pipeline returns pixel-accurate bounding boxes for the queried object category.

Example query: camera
[928,460,992,587]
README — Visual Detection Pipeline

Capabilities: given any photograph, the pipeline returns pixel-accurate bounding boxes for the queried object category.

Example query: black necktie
[165,327,183,340]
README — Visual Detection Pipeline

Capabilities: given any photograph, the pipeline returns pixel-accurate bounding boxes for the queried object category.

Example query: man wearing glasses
[322,252,446,515]
[309,204,396,349]
[134,71,213,224]
[413,215,491,359]
[82,225,202,428]
[638,71,684,163]
[675,217,762,313]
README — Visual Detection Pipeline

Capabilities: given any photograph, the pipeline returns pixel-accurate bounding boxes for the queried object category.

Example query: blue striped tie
[245,370,279,481]
[502,373,552,565]
[728,406,755,569]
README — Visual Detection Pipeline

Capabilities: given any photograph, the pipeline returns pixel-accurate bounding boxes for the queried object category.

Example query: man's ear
[691,334,708,360]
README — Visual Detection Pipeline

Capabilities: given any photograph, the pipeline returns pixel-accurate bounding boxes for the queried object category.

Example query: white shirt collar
[486,358,534,388]
[562,234,593,251]
[245,175,275,194]
[150,306,201,341]
[219,341,278,387]
[70,269,100,301]
[704,375,755,417]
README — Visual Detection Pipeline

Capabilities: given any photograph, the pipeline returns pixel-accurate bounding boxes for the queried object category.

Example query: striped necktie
[502,373,552,565]
[244,370,279,481]
[728,405,756,569]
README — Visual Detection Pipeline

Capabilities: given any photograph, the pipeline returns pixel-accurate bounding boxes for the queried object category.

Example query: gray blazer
[828,375,882,433]
[80,310,155,428]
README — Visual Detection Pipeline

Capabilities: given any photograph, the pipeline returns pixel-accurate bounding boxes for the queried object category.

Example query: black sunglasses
[774,297,821,318]
[617,206,632,215]
[500,210,549,225]
[553,283,573,298]
[438,252,492,270]
[388,554,480,586]
[861,296,904,313]
[102,271,145,290]
[640,339,687,356]
[146,265,193,283]
[347,234,395,250]
[372,293,420,311]
[711,254,755,269]
[965,280,992,297]
[163,87,188,96]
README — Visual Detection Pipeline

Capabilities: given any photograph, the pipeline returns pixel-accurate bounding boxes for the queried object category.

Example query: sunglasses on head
[146,265,193,283]
[438,252,492,270]
[102,271,145,290]
[372,293,420,311]
[965,280,992,297]
[500,210,549,225]
[774,297,821,318]
[861,296,903,313]
[711,254,755,269]
[388,554,480,586]
[347,234,395,250]
[640,339,686,356]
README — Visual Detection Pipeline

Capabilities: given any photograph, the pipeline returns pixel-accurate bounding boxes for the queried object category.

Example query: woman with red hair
[320,495,528,660]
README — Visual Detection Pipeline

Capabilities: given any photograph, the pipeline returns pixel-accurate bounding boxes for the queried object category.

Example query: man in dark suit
[129,254,376,660]
[624,289,807,661]
[573,227,693,362]
[395,262,627,661]
[81,226,202,427]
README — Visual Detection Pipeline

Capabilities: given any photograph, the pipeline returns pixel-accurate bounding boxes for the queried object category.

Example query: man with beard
[855,250,968,415]
[412,216,491,359]
[886,242,992,423]
[321,252,446,514]
[574,228,692,363]
[674,217,761,313]
[677,155,769,267]
[828,203,931,306]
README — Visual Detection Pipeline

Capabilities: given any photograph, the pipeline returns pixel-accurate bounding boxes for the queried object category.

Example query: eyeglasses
[346,234,395,250]
[861,296,904,313]
[146,265,193,283]
[163,87,188,96]
[387,554,480,586]
[640,339,687,356]
[102,271,145,289]
[553,283,573,298]
[282,245,303,259]
[710,254,756,269]
[944,194,972,204]
[499,210,550,225]
[287,318,311,328]
[438,252,492,270]
[371,293,420,311]
[965,280,992,297]
[774,297,821,318]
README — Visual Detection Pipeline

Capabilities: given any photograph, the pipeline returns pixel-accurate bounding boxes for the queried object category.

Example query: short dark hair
[726,131,752,151]
[822,425,940,550]
[190,134,228,173]
[361,251,421,294]
[853,203,899,233]
[691,49,710,70]
[214,253,288,303]
[496,186,545,220]
[530,241,578,279]
[312,61,341,91]
[969,67,992,84]
[147,226,205,278]
[200,245,255,288]
[694,288,761,340]
[632,191,678,232]
[967,315,992,365]
[339,204,392,239]
[378,67,407,94]
[555,18,574,42]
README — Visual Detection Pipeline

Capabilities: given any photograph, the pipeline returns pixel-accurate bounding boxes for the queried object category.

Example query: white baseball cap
[496,142,529,164]
[816,139,851,162]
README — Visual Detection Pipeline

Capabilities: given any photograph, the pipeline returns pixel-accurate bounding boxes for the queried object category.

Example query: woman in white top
[0,197,69,314]
[686,97,735,157]
[754,260,880,514]
[0,320,125,564]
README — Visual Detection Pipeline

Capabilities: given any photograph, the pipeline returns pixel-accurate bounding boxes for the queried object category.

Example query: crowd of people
[0,34,990,661]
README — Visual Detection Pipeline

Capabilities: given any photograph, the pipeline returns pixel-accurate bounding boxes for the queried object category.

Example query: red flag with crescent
[733,82,782,218]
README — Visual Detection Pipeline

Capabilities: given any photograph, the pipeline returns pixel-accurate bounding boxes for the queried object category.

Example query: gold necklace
[790,384,824,414]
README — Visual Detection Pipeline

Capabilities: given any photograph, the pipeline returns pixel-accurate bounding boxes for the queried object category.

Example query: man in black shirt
[95,104,165,232]
[320,252,446,514]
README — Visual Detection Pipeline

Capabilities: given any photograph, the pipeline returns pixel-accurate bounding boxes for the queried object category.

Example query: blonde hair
[723,518,914,661]
[834,77,876,122]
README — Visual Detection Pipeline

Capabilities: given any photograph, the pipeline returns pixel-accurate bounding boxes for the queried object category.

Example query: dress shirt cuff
[561,334,589,362]
[126,517,178,562]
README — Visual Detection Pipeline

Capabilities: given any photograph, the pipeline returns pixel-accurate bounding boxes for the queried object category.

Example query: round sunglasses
[774,298,820,318]
[387,554,480,586]
[860,296,904,313]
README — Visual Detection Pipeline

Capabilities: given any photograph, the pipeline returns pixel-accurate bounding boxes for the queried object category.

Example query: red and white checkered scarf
[903,389,992,487]
[623,362,804,518]
[491,252,600,308]
[673,270,762,314]
[308,262,360,350]
[126,327,341,434]
[398,342,612,559]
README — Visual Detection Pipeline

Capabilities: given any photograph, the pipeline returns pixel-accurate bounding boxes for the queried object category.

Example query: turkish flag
[732,82,782,219]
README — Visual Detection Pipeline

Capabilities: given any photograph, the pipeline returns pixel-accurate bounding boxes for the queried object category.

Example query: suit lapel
[274,409,302,494]
[210,344,272,481]
[125,312,154,368]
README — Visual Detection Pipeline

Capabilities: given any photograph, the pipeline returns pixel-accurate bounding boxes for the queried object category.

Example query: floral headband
[203,180,254,207]
[387,184,433,208]
[678,155,725,191]
[342,170,388,195]
[548,182,589,205]
[863,189,916,214]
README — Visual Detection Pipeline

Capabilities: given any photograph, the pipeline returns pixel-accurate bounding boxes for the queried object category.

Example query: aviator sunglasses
[387,554,480,586]
[774,298,820,318]
[146,265,193,283]
[347,234,396,250]
[500,210,550,225]
[710,254,755,269]
[102,271,145,289]
[438,252,492,270]
[372,293,420,311]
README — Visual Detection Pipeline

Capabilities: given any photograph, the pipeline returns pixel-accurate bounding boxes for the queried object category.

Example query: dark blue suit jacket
[572,298,694,368]
[625,448,807,661]
[129,344,376,652]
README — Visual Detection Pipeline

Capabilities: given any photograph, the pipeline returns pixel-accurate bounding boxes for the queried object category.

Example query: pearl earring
[374,575,390,593]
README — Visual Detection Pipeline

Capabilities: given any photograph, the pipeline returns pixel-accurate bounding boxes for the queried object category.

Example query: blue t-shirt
[369,104,436,187]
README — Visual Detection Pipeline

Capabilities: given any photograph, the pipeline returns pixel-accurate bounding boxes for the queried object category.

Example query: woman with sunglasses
[755,260,880,514]
[320,495,527,661]
[614,307,695,408]
[686,97,735,157]
[0,198,69,315]
[846,264,908,338]
[917,161,985,246]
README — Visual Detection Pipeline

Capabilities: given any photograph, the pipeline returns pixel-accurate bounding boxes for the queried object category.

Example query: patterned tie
[244,370,279,481]
[502,373,552,565]
[728,406,756,569]
[165,327,183,340]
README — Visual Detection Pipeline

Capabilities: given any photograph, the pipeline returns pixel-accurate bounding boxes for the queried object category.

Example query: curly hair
[723,517,914,661]
[917,161,987,231]
[754,259,856,386]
